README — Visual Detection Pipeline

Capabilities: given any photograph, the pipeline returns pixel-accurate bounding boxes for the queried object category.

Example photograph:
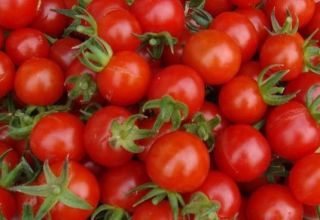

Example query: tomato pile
[0,0,320,219]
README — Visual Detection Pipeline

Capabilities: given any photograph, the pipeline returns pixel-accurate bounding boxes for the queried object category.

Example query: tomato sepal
[185,0,212,32]
[269,8,299,35]
[265,158,290,184]
[66,73,97,103]
[22,204,35,220]
[303,30,320,74]
[90,204,130,220]
[306,85,320,123]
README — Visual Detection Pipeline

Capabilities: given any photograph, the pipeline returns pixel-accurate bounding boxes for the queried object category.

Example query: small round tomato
[289,154,320,205]
[302,2,320,41]
[15,191,39,219]
[204,0,233,16]
[146,131,210,193]
[100,161,149,212]
[30,112,85,162]
[147,65,205,117]
[132,201,181,220]
[183,30,241,85]
[87,0,129,22]
[210,12,259,62]
[14,58,65,106]
[196,171,241,219]
[266,101,320,161]
[237,197,247,220]
[238,61,261,81]
[0,142,19,169]
[97,51,151,106]
[0,28,4,49]
[214,125,271,182]
[131,0,185,38]
[247,184,303,220]
[5,28,50,65]
[0,0,38,29]
[230,0,260,7]
[0,52,15,99]
[0,188,16,219]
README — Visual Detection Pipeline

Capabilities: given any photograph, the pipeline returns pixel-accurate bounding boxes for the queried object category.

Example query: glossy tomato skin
[14,58,65,106]
[266,101,320,161]
[260,34,303,81]
[0,188,16,219]
[0,52,15,99]
[87,0,129,22]
[100,161,149,212]
[0,0,38,29]
[36,161,100,220]
[50,37,82,71]
[146,131,210,193]
[132,201,179,220]
[246,184,303,220]
[230,0,260,7]
[183,30,241,85]
[196,171,241,219]
[5,28,50,66]
[97,9,142,52]
[238,61,261,81]
[131,0,185,38]
[303,2,320,41]
[84,106,133,167]
[289,154,320,205]
[204,0,233,16]
[30,112,85,162]
[214,125,271,182]
[31,0,69,37]
[210,12,259,62]
[147,65,205,118]
[97,51,151,106]
[0,28,4,49]
[0,142,19,169]
[219,75,267,124]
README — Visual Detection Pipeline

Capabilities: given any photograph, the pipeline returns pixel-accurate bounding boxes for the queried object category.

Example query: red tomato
[15,192,39,219]
[183,30,241,85]
[266,101,320,161]
[31,0,69,37]
[84,106,133,167]
[0,52,15,99]
[0,0,38,29]
[87,0,129,22]
[210,12,259,62]
[5,28,50,66]
[64,0,77,8]
[214,125,271,182]
[131,0,185,38]
[146,131,210,193]
[0,28,4,49]
[14,58,65,106]
[147,65,205,117]
[66,58,95,77]
[237,197,248,220]
[0,141,19,169]
[30,112,85,162]
[303,205,319,220]
[289,154,320,205]
[100,161,149,212]
[302,2,320,41]
[238,61,262,81]
[230,0,260,7]
[132,201,181,220]
[204,0,233,16]
[196,171,241,219]
[246,184,303,220]
[0,188,16,219]
[97,51,151,106]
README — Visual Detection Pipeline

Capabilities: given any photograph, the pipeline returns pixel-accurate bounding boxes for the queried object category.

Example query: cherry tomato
[0,188,16,219]
[14,58,65,106]
[289,154,320,205]
[246,184,303,220]
[0,52,15,99]
[303,205,319,220]
[0,0,38,29]
[87,0,129,22]
[214,125,271,182]
[204,0,233,16]
[146,131,210,193]
[0,28,4,49]
[5,28,50,66]
[230,0,260,7]
[183,30,241,85]
[266,101,320,161]
[237,197,248,220]
[238,61,262,81]
[97,51,151,106]
[302,2,320,41]
[0,141,19,169]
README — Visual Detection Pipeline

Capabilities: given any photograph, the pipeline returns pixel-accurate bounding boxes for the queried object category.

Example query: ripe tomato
[204,0,233,16]
[246,184,303,220]
[97,51,151,106]
[63,0,77,8]
[87,0,129,22]
[266,101,320,161]
[0,142,19,169]
[289,154,320,205]
[132,201,181,220]
[237,197,247,220]
[230,0,260,7]
[183,30,241,85]
[15,191,39,219]
[302,2,320,41]
[30,112,85,162]
[214,125,271,182]
[146,131,210,193]
[100,161,149,212]
[303,205,319,220]
[0,52,15,99]
[238,61,262,81]
[14,58,65,106]
[147,65,205,117]
[5,28,50,66]
[0,28,4,49]
[196,171,241,219]
[131,0,185,38]
[0,0,38,29]
[210,12,259,62]
[0,188,16,219]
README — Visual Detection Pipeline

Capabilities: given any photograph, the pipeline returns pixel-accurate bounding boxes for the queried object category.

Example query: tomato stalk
[269,9,299,35]
[90,204,130,220]
[306,85,320,123]
[184,0,212,33]
[66,73,97,103]
[303,29,320,74]
[265,158,291,183]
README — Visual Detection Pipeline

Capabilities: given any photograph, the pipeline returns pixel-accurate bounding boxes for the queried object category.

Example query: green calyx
[10,160,92,220]
[303,29,320,74]
[135,32,177,59]
[184,113,220,152]
[109,114,155,153]
[91,205,130,220]
[258,64,297,106]
[182,192,220,220]
[66,73,97,103]
[306,85,320,123]
[185,0,212,32]
[142,96,189,133]
[79,102,102,121]
[125,0,134,6]
[269,8,299,35]
[265,158,290,183]
[130,182,185,220]
[317,205,320,218]
[22,204,35,220]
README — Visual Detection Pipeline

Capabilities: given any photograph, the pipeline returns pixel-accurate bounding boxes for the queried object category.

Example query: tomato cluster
[0,0,320,219]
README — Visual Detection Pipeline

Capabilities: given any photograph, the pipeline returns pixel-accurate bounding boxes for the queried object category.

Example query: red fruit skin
[204,0,233,16]
[302,2,320,41]
[0,52,15,99]
[0,188,17,220]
